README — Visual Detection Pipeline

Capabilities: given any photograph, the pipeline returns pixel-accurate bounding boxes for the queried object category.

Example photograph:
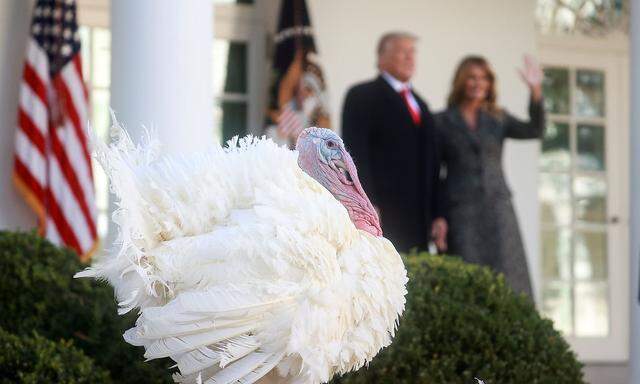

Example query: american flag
[13,0,97,261]
[277,101,305,141]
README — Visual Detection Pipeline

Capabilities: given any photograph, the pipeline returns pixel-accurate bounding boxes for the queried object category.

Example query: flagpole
[629,0,640,383]
[293,0,302,53]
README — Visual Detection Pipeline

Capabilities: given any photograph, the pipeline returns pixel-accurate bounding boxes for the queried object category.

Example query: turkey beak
[337,150,372,204]
[337,148,382,236]
[335,148,365,192]
[332,157,354,185]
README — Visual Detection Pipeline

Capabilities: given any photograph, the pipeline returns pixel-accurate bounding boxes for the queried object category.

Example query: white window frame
[537,31,630,363]
[214,3,267,137]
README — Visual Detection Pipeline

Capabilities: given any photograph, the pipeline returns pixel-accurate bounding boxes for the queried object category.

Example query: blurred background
[0,0,635,383]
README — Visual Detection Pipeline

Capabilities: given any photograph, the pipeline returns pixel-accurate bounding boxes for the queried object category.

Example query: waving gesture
[518,55,543,102]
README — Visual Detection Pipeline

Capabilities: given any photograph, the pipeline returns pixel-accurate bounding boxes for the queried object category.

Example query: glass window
[576,70,605,118]
[91,28,111,89]
[540,121,571,171]
[542,281,572,335]
[214,101,248,144]
[574,230,607,280]
[539,173,572,226]
[80,26,111,240]
[542,68,570,114]
[574,176,607,223]
[541,229,572,280]
[539,65,609,338]
[536,0,629,35]
[577,124,605,171]
[212,40,248,95]
[574,281,609,337]
[212,39,249,143]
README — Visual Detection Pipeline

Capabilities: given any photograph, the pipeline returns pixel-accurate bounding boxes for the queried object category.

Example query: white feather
[175,346,224,376]
[79,120,408,383]
[205,351,275,384]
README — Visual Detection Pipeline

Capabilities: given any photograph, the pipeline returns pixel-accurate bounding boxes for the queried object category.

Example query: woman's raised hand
[518,55,543,102]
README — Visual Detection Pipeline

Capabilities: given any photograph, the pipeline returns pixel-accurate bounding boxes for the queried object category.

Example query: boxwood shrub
[0,230,173,383]
[1,231,583,383]
[331,254,584,384]
[0,327,110,383]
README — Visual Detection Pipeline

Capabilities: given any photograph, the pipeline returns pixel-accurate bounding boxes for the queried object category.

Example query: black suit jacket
[341,75,443,252]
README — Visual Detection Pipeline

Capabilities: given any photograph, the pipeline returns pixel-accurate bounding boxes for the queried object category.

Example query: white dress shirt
[381,71,421,114]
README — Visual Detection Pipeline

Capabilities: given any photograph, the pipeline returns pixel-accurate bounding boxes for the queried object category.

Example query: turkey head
[296,127,382,236]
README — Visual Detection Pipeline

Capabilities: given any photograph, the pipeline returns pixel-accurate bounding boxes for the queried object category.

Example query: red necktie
[401,87,422,126]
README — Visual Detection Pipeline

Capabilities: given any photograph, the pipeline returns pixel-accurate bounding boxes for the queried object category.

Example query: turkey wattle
[76,125,408,384]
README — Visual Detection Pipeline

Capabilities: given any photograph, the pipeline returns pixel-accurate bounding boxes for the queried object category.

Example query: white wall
[0,0,38,231]
[266,0,541,299]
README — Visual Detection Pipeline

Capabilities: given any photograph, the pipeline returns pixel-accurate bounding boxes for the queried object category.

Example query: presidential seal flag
[13,0,97,261]
[266,0,331,147]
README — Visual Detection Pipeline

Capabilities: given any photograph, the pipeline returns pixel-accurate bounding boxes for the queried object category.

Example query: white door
[537,34,629,362]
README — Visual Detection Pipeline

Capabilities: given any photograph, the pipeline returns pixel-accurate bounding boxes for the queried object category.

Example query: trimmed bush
[331,254,584,384]
[1,231,583,383]
[0,230,173,383]
[0,327,110,383]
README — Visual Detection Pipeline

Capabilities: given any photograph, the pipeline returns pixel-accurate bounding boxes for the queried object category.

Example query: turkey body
[78,128,408,384]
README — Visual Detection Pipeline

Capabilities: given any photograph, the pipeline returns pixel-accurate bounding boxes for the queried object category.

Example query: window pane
[91,89,110,140]
[97,209,109,240]
[78,26,91,80]
[542,282,573,335]
[92,28,110,88]
[574,230,607,280]
[536,0,627,35]
[93,161,109,213]
[91,88,111,239]
[543,67,570,114]
[215,101,247,143]
[576,69,605,118]
[540,121,570,171]
[539,173,571,225]
[574,281,609,337]
[577,124,605,171]
[212,39,248,95]
[574,176,607,223]
[542,229,571,280]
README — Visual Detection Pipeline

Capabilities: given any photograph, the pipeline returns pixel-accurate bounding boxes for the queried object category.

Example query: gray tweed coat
[434,101,545,296]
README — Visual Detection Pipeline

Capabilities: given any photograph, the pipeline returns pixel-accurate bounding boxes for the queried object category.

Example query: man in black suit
[341,32,446,253]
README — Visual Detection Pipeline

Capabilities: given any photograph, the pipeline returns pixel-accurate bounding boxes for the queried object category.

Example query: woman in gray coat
[434,55,544,297]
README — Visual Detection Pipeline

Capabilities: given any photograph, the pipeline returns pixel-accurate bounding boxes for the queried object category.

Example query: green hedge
[0,231,583,383]
[0,327,110,384]
[0,230,173,383]
[331,254,584,384]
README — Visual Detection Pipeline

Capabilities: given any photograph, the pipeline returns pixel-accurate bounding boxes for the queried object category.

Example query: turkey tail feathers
[126,287,294,384]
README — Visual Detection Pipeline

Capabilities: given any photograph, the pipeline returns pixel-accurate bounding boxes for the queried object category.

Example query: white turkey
[76,123,408,384]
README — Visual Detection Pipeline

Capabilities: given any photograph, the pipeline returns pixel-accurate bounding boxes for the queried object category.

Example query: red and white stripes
[13,38,97,260]
[277,101,304,139]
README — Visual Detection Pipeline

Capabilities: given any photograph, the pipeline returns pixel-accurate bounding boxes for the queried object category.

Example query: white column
[110,0,213,154]
[0,0,37,231]
[107,1,213,245]
[630,0,640,383]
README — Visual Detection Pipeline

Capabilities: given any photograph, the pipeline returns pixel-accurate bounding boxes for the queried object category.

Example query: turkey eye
[327,141,335,148]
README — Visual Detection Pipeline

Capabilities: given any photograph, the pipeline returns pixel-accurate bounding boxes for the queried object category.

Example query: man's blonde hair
[376,31,418,57]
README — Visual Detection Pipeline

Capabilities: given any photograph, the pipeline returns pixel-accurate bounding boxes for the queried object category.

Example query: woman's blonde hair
[447,55,501,116]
